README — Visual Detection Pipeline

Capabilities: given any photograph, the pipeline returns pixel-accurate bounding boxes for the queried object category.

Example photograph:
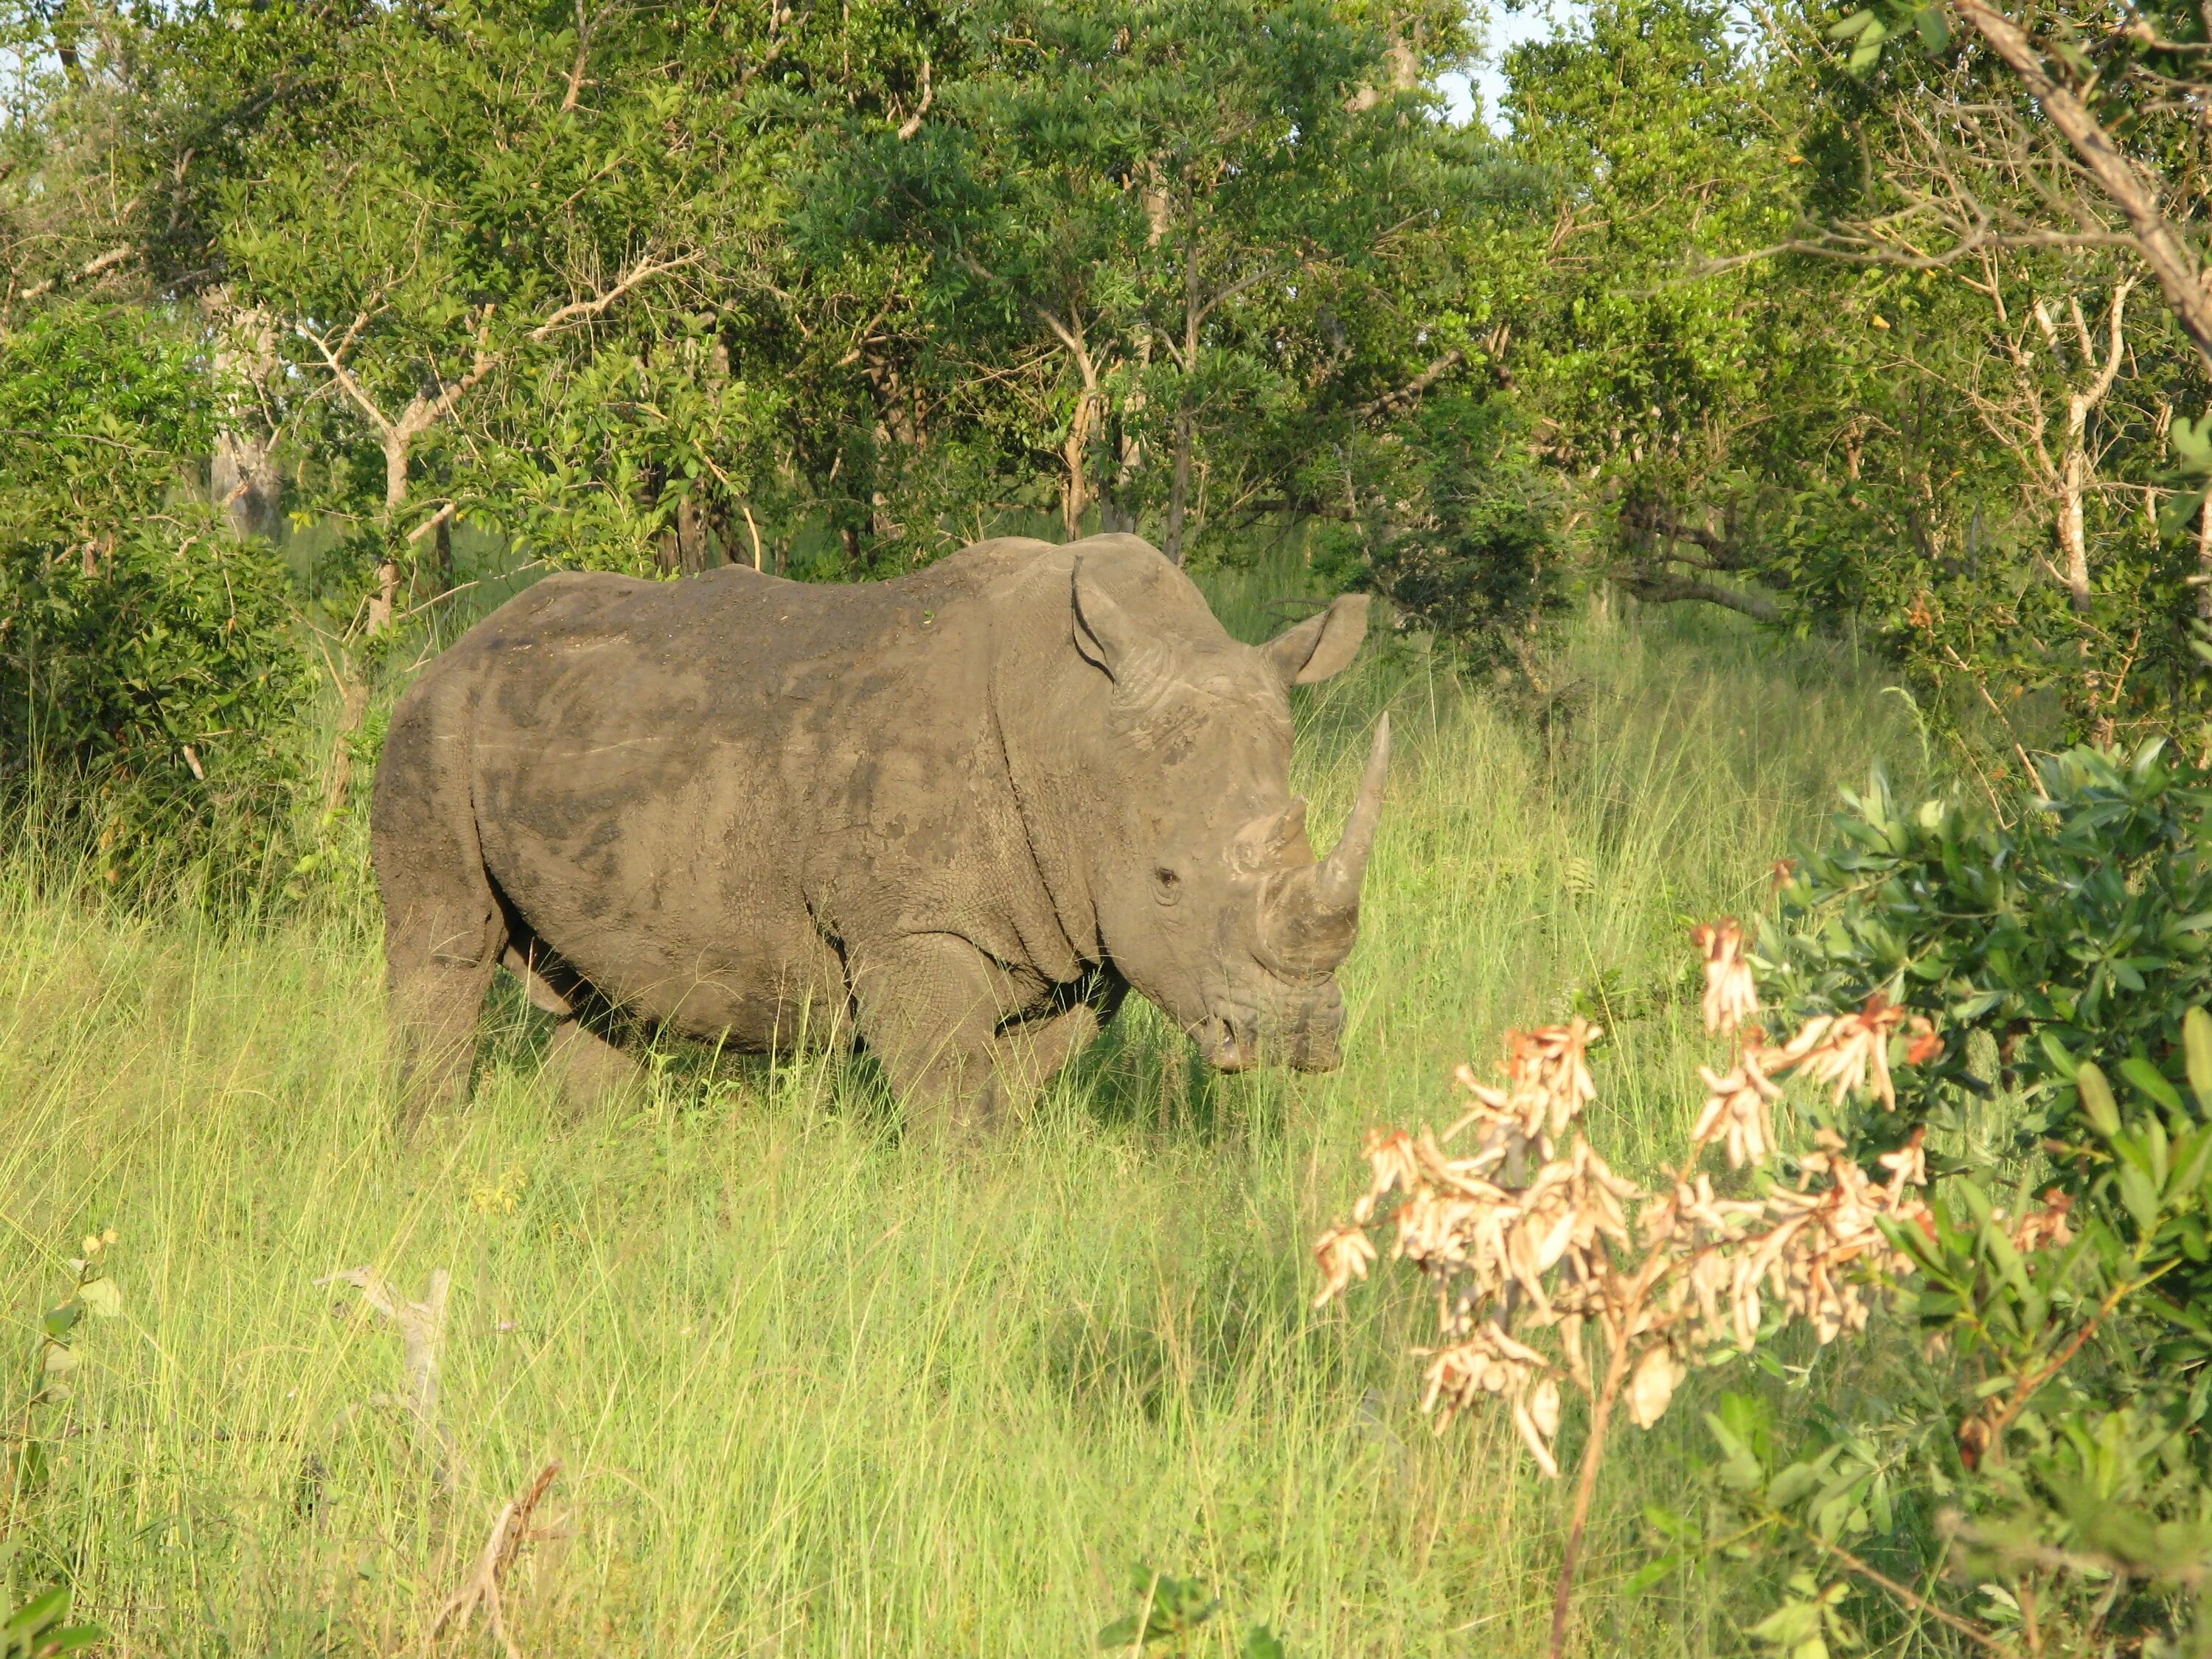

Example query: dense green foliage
[9,0,2212,789]
[1672,751,2212,1652]
[1770,744,2212,1153]
[0,304,307,900]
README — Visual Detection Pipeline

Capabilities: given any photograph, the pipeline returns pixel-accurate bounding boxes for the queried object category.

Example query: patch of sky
[1439,1,1589,134]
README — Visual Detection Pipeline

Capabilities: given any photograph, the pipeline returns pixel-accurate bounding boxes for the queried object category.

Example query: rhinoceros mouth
[1196,998,1342,1074]
[1198,1014,1260,1073]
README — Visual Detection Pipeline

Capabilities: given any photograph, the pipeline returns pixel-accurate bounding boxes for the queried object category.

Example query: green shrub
[0,302,217,550]
[1705,743,2212,1654]
[0,303,313,909]
[1332,392,1576,669]
[0,514,311,902]
[1765,742,2212,1310]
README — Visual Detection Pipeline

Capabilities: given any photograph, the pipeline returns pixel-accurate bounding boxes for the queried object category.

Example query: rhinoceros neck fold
[984,563,1113,979]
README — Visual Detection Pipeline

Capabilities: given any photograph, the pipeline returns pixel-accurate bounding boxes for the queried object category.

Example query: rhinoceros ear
[1071,558,1152,683]
[1262,593,1370,685]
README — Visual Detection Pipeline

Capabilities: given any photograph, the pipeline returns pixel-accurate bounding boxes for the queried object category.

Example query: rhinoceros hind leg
[377,858,507,1133]
[387,956,500,1132]
[544,1018,648,1109]
[498,943,647,1111]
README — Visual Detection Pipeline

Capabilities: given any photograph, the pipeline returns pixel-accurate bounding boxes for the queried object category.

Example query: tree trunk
[1164,411,1194,565]
[1102,337,1151,535]
[2062,394,2092,613]
[658,494,713,575]
[204,294,284,542]
[433,513,455,594]
[211,431,282,542]
[366,431,411,635]
[1099,410,1138,535]
[324,669,372,816]
[1163,238,1203,566]
[1061,391,1097,540]
[1550,1343,1629,1659]
[683,496,714,572]
[2198,490,2211,623]
[382,431,411,513]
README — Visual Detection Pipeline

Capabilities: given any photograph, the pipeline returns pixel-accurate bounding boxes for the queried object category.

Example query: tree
[1764,0,2212,751]
[802,0,1481,561]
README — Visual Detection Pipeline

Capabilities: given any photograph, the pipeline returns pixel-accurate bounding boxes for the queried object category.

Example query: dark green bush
[1,515,311,897]
[1315,392,1576,669]
[1763,743,2212,1231]
[1696,744,2212,1653]
[1767,743,2212,1129]
[0,303,313,908]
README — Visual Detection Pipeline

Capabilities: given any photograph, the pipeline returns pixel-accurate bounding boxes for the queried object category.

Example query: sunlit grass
[0,585,1924,1656]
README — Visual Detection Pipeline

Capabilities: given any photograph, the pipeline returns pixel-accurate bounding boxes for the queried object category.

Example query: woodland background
[6,0,2212,897]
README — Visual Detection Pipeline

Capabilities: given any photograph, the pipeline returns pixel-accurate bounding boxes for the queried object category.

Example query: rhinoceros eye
[1153,866,1182,905]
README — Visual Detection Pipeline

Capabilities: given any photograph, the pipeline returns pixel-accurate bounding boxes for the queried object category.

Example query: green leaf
[2079,1063,2122,1138]
[1957,1178,1996,1228]
[2172,1125,2212,1199]
[2121,1164,2163,1234]
[76,1277,121,1319]
[1644,1503,1699,1540]
[1913,5,1949,50]
[1098,1616,1141,1648]
[2186,1007,2212,1106]
[2122,1057,2184,1113]
[1707,1430,1764,1490]
[1624,1553,1686,1594]
[5,1585,71,1639]
[1748,1595,1826,1648]
[1239,1625,1287,1659]
[2173,412,2212,467]
[1768,1455,1837,1511]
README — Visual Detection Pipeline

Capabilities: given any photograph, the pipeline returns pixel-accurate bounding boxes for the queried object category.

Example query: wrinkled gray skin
[370,533,1391,1134]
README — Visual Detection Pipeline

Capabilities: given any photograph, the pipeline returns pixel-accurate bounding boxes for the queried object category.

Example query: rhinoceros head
[1070,560,1388,1074]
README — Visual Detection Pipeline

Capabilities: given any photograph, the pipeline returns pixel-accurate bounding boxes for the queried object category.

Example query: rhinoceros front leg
[990,1001,1102,1108]
[852,935,1059,1138]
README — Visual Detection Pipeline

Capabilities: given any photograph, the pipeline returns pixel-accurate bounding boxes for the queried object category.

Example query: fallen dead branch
[319,1265,453,1475]
[423,1460,563,1659]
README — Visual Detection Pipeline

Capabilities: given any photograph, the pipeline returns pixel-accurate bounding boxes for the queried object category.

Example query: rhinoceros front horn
[1261,714,1391,973]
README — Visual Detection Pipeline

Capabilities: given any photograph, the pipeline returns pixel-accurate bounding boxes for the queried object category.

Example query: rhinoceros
[370,532,1390,1133]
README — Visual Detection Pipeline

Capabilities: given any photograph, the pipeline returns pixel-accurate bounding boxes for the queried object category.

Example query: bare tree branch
[1616,568,1784,623]
[1356,348,1467,420]
[17,243,133,302]
[896,56,932,140]
[1951,0,2212,371]
[296,313,397,440]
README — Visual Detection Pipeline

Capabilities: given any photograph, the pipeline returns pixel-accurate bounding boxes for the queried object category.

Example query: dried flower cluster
[1315,921,1941,1479]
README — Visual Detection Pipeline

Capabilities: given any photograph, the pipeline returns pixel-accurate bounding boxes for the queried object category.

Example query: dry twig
[1316,920,1942,1658]
[423,1460,563,1659]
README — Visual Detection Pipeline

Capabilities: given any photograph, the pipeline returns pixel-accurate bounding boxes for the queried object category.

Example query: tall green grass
[0,585,1924,1656]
